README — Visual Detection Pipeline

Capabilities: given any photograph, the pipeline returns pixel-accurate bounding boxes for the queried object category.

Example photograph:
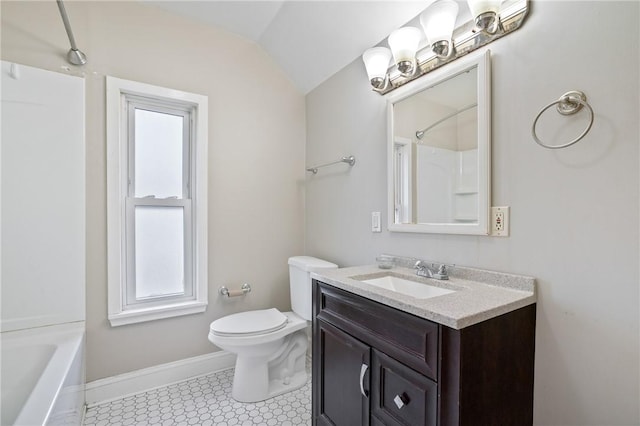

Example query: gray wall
[306,2,639,425]
[1,1,305,381]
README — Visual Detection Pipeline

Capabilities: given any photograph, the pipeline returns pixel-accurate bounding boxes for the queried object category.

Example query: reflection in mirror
[387,50,490,235]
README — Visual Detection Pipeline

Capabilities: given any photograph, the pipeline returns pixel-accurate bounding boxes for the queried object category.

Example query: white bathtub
[1,322,85,426]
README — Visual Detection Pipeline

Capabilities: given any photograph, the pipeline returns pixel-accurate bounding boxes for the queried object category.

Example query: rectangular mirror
[387,50,491,235]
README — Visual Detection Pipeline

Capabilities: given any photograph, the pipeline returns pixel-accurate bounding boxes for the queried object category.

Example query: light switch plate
[371,212,381,233]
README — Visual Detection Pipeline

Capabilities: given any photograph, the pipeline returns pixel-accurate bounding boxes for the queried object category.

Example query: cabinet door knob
[394,393,409,409]
[359,363,369,397]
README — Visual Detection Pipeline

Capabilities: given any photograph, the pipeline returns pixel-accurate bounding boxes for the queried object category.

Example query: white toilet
[208,256,338,402]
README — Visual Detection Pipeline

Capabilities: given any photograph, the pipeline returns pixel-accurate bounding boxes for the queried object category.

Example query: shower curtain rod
[415,103,477,140]
[56,0,87,65]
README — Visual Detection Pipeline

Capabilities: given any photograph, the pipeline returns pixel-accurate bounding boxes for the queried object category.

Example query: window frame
[106,76,208,327]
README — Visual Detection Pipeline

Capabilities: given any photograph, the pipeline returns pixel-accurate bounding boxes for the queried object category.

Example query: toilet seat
[210,308,288,337]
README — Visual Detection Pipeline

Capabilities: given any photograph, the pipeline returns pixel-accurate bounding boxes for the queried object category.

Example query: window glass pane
[134,206,184,299]
[134,108,184,198]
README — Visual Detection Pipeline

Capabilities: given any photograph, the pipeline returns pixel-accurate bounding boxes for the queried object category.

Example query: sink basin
[361,275,456,299]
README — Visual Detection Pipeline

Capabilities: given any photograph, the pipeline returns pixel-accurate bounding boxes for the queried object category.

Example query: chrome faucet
[414,260,433,278]
[414,260,449,280]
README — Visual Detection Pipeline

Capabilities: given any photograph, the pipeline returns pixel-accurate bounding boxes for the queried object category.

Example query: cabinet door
[371,350,437,426]
[314,320,370,426]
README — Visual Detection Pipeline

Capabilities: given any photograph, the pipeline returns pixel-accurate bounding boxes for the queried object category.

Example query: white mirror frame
[387,49,491,235]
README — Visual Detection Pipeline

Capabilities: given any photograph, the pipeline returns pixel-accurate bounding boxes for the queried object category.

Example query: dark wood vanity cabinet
[312,280,536,426]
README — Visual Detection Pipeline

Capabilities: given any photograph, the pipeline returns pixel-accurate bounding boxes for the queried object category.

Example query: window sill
[108,301,207,327]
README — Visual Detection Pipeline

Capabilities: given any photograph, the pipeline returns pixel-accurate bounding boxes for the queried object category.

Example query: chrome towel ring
[532,90,594,149]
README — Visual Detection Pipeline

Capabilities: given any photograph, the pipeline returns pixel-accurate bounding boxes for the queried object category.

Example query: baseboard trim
[85,351,236,406]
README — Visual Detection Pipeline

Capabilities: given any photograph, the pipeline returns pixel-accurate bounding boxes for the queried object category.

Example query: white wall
[1,1,305,381]
[306,2,639,425]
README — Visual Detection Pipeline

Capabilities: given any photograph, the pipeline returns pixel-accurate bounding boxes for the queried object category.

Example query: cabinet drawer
[372,350,437,426]
[315,281,439,380]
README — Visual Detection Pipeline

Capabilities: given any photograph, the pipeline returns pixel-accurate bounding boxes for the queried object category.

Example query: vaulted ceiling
[144,1,432,94]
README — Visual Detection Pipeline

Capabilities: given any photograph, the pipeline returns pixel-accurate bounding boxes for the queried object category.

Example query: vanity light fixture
[420,0,459,59]
[467,0,503,34]
[362,0,529,95]
[387,27,422,77]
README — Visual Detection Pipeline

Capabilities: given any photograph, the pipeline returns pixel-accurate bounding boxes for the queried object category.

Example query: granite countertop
[311,264,536,330]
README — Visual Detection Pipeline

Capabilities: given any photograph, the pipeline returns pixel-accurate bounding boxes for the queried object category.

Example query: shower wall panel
[1,61,85,331]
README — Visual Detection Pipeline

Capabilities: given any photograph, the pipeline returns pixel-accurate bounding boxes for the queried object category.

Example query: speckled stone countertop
[311,265,536,330]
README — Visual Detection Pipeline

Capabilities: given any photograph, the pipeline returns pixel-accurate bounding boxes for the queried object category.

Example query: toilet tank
[288,256,338,321]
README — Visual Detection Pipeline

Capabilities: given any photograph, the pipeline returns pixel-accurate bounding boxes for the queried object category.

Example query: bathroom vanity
[311,265,536,426]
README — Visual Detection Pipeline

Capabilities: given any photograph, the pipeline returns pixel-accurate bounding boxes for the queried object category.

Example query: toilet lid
[210,308,288,337]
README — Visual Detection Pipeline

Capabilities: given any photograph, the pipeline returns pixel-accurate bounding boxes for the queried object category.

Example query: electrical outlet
[491,206,510,237]
[371,212,381,233]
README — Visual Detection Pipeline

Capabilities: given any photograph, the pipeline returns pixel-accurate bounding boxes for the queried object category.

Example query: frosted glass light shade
[467,0,502,33]
[388,27,422,71]
[362,47,392,81]
[467,0,502,17]
[420,0,459,46]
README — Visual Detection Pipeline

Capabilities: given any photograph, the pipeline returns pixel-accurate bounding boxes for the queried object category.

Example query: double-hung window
[106,77,208,326]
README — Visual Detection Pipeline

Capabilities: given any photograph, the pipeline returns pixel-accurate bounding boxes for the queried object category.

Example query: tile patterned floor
[83,368,311,426]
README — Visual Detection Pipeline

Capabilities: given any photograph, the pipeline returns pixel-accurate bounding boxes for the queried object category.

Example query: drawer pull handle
[394,393,409,409]
[359,364,368,397]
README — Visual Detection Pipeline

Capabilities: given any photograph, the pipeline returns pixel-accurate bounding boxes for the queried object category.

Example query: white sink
[361,275,456,299]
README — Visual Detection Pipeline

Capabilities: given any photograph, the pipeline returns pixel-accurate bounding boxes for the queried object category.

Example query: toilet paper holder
[219,283,252,298]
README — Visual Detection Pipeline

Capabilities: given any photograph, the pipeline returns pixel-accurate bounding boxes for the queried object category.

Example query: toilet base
[230,329,308,403]
[266,369,307,399]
